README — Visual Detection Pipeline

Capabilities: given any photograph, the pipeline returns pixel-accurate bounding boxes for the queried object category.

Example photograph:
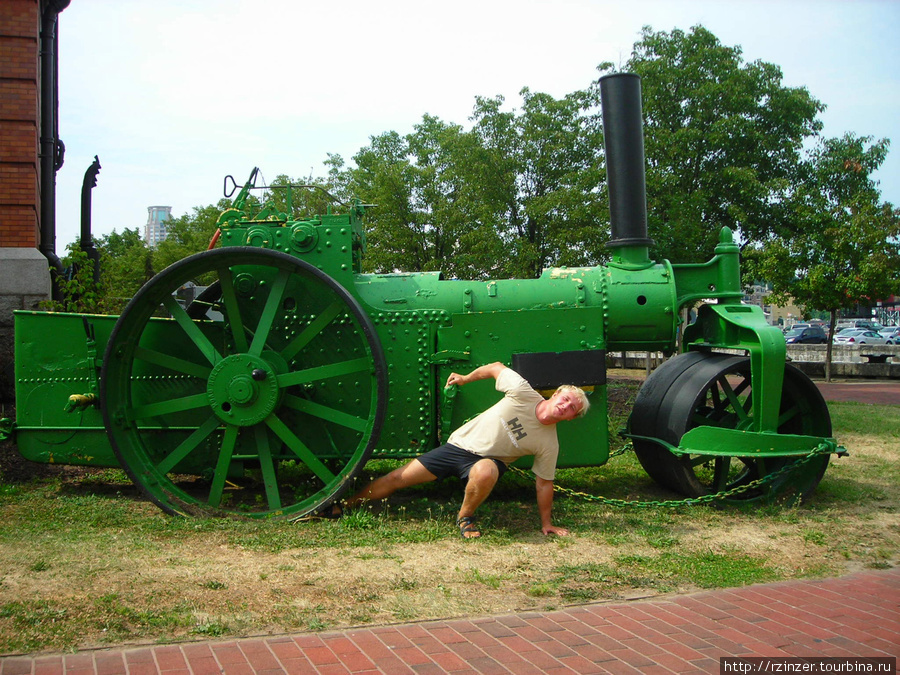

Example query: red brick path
[816,380,900,406]
[2,567,897,674]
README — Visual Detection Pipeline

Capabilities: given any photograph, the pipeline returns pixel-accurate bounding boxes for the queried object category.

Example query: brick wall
[0,0,41,248]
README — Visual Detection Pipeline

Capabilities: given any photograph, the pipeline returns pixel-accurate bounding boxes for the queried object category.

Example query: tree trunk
[825,309,837,382]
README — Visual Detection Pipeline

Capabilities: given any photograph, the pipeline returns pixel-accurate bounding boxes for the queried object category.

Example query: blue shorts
[418,444,508,482]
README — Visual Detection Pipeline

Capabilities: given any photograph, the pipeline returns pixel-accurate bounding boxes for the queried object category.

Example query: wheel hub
[207,354,280,426]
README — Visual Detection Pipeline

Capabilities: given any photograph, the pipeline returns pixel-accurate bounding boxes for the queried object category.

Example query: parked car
[878,327,900,343]
[784,325,828,344]
[836,319,883,332]
[832,328,890,345]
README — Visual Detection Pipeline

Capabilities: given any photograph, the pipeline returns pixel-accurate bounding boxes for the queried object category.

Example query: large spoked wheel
[101,247,387,519]
[630,353,831,504]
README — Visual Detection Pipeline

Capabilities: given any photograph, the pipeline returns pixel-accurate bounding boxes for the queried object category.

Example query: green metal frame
[9,172,840,515]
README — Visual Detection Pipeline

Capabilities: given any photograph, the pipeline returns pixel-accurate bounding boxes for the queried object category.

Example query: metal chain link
[510,440,837,508]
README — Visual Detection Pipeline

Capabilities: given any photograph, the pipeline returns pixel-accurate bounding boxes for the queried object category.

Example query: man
[327,362,590,539]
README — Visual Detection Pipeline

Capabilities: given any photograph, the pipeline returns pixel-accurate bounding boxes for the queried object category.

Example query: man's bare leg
[456,459,500,538]
[342,458,437,510]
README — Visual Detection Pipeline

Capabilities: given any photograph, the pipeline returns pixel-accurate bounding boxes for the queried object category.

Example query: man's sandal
[456,516,481,539]
[314,502,346,519]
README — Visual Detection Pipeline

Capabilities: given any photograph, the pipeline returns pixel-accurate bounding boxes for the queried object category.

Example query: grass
[0,393,897,654]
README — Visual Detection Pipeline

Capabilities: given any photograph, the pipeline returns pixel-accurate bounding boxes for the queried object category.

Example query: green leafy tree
[263,168,350,221]
[744,133,900,380]
[96,228,154,307]
[607,26,824,262]
[151,204,225,282]
[470,87,607,278]
[40,243,112,314]
[347,119,505,279]
[348,88,607,280]
[40,230,153,315]
[348,129,423,274]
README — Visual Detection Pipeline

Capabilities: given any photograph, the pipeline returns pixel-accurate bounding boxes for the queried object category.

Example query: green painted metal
[639,427,840,458]
[10,169,840,516]
[14,312,117,466]
[97,247,386,518]
[11,71,843,516]
[627,353,833,504]
[9,67,850,520]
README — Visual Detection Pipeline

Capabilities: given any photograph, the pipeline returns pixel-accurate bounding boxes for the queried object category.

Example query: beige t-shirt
[447,368,560,480]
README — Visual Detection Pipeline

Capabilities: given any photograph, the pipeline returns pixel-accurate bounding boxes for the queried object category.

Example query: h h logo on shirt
[505,417,528,443]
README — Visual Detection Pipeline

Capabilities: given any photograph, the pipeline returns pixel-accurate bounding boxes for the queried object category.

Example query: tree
[744,133,900,380]
[39,243,112,314]
[470,87,608,278]
[348,129,429,274]
[96,228,154,307]
[151,203,225,281]
[347,87,607,280]
[263,165,351,221]
[607,26,824,262]
[39,230,153,314]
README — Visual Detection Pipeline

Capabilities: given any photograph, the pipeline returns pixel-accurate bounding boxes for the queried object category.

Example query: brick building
[0,0,70,399]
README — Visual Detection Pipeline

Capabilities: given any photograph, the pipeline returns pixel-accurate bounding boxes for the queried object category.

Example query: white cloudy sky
[54,0,899,250]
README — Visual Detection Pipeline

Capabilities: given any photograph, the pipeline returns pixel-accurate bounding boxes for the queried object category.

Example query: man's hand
[445,372,467,387]
[536,476,569,536]
[542,524,570,537]
[446,362,506,388]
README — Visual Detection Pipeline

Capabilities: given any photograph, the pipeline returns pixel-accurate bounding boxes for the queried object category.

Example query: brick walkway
[2,568,897,674]
[816,380,900,405]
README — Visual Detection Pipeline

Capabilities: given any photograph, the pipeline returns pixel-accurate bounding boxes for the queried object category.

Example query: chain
[511,440,838,508]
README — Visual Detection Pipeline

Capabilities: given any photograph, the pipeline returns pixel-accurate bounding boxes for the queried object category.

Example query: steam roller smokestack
[599,73,654,264]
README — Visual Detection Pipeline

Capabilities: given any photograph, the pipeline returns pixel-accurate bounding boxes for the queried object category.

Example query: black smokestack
[599,73,654,253]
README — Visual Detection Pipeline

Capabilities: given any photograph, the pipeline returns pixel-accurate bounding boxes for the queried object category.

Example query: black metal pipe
[39,0,71,297]
[599,73,654,254]
[80,156,102,283]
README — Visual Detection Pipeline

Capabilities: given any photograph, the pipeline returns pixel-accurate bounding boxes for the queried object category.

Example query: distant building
[145,206,172,247]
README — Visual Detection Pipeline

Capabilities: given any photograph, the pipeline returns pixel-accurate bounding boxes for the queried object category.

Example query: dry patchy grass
[0,379,897,655]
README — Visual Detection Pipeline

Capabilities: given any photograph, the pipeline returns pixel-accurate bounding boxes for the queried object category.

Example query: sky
[53,0,900,251]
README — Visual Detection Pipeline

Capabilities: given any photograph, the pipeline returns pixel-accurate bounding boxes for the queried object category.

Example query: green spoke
[208,425,239,508]
[711,457,732,492]
[276,357,371,388]
[691,413,729,428]
[283,394,369,432]
[742,391,754,415]
[103,247,385,519]
[778,403,801,428]
[156,415,221,474]
[249,268,291,356]
[217,268,249,353]
[689,454,711,468]
[280,300,344,362]
[266,413,336,485]
[129,392,210,420]
[162,295,222,366]
[254,426,281,512]
[718,378,750,424]
[133,346,212,379]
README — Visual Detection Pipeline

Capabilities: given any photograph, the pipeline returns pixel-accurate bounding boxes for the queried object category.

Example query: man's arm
[536,476,569,536]
[446,362,507,388]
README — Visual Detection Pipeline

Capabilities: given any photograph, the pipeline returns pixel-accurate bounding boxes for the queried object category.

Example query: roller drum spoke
[163,295,222,366]
[156,415,221,474]
[133,346,212,379]
[249,268,291,357]
[217,268,249,352]
[208,425,239,508]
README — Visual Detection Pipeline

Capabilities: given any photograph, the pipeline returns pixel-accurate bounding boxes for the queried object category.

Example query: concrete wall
[610,345,900,380]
